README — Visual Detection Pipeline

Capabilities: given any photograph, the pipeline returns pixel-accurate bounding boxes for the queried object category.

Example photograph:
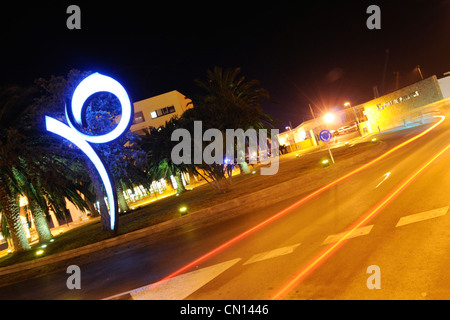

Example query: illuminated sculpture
[45,73,133,230]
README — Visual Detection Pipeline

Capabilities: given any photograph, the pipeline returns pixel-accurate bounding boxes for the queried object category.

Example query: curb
[0,141,387,279]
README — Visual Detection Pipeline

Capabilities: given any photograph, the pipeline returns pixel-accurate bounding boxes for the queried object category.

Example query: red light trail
[271,139,450,299]
[149,116,446,292]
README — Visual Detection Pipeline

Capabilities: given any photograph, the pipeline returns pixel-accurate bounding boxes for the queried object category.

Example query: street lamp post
[416,65,424,80]
[344,101,361,136]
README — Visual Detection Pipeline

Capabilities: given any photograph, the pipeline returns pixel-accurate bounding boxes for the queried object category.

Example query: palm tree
[193,66,274,129]
[139,117,188,195]
[178,67,275,192]
[0,85,38,252]
[196,67,274,173]
[0,84,92,252]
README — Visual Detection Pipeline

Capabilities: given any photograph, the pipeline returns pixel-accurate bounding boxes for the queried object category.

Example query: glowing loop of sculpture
[45,73,133,230]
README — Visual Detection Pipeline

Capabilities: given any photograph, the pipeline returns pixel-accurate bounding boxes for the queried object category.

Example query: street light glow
[324,113,335,123]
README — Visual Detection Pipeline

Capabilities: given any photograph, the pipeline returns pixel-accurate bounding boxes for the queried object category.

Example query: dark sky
[1,1,449,129]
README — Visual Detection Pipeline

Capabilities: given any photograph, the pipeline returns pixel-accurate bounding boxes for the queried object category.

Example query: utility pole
[309,104,321,150]
[344,102,361,136]
[373,85,380,99]
[416,65,424,80]
[394,71,400,90]
[309,104,315,119]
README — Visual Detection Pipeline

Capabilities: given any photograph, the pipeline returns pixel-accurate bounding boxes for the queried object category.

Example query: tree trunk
[86,161,110,231]
[29,197,53,243]
[239,162,250,174]
[87,199,100,217]
[116,182,129,213]
[214,176,230,194]
[0,183,30,253]
[237,149,250,174]
[175,171,186,194]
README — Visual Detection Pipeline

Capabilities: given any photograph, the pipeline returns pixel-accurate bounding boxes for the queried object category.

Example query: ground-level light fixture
[321,158,331,167]
[179,206,188,216]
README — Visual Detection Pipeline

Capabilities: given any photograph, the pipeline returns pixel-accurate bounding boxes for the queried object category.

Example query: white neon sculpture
[45,73,133,231]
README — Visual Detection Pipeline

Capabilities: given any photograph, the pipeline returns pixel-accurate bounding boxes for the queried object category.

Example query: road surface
[0,115,449,300]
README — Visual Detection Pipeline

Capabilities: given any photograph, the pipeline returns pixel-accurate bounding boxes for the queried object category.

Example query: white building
[130,90,192,135]
[438,74,450,99]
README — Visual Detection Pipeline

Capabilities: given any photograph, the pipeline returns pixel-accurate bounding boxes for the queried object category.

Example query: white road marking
[105,258,241,300]
[396,206,449,227]
[243,243,301,265]
[322,225,374,245]
[375,172,391,188]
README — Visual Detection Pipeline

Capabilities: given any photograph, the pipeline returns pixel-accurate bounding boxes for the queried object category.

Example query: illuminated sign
[377,90,420,111]
[319,129,332,143]
[45,73,133,230]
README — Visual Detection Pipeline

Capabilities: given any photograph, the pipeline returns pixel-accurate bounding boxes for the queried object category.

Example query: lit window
[133,111,145,124]
[150,106,176,119]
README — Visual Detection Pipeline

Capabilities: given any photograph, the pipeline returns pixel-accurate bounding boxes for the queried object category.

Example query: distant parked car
[349,122,358,130]
[337,126,352,135]
[338,123,358,135]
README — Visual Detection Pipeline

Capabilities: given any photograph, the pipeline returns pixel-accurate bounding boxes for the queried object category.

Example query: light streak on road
[271,142,450,300]
[149,116,446,291]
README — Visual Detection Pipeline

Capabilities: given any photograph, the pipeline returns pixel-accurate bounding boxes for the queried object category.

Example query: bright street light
[324,113,335,123]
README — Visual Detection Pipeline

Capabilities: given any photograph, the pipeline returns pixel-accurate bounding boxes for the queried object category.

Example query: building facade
[278,75,450,151]
[130,90,192,135]
[438,75,450,99]
[357,75,444,134]
[124,90,194,205]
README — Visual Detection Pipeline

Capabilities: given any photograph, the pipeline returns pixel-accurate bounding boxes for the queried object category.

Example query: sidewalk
[0,218,95,259]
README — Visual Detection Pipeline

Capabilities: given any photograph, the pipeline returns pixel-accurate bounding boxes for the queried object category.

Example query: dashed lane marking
[105,205,449,300]
[321,225,374,245]
[243,243,301,265]
[105,258,241,300]
[396,206,449,227]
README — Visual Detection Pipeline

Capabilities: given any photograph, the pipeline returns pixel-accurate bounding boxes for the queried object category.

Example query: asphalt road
[1,115,449,300]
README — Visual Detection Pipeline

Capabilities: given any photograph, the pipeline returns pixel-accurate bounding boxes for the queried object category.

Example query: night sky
[1,1,449,129]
